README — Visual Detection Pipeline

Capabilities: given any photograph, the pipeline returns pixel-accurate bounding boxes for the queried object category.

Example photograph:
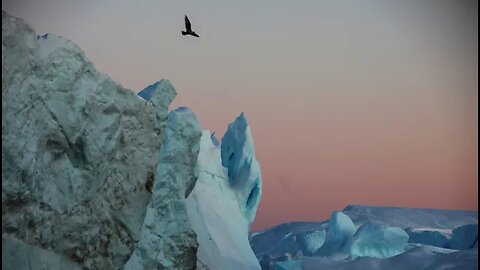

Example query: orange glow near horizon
[3,0,477,231]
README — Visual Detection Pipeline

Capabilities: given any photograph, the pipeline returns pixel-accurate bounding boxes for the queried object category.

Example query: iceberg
[251,222,327,260]
[220,113,262,225]
[2,10,192,269]
[252,206,477,269]
[185,113,263,270]
[124,108,201,270]
[301,247,478,270]
[349,223,409,258]
[138,81,162,100]
[2,10,263,270]
[342,205,478,229]
[405,228,451,248]
[315,212,357,256]
[296,230,326,256]
[449,223,478,250]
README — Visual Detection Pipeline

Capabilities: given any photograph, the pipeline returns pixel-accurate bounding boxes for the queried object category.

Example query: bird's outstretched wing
[185,15,192,32]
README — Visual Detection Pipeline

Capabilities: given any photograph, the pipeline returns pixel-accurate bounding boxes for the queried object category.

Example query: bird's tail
[182,31,187,35]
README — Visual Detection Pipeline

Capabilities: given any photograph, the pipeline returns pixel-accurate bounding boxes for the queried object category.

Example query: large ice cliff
[2,10,261,270]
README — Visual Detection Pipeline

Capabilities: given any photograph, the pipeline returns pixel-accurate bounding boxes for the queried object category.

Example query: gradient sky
[3,0,477,231]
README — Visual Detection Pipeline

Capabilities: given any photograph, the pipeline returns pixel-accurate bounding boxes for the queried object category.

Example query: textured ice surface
[138,81,162,100]
[3,10,263,270]
[449,223,478,250]
[273,260,302,270]
[252,206,478,270]
[315,212,357,256]
[251,222,329,259]
[343,205,478,229]
[296,230,326,256]
[186,129,261,270]
[302,247,478,270]
[349,223,409,258]
[124,108,201,270]
[2,10,192,269]
[220,113,262,224]
[406,228,451,248]
[2,238,83,270]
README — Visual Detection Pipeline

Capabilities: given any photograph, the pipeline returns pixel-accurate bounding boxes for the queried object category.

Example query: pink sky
[4,0,478,231]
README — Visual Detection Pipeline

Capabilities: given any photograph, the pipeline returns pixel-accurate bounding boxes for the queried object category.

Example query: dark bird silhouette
[182,15,199,37]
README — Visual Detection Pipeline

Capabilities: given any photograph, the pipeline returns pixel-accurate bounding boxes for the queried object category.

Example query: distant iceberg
[251,206,478,270]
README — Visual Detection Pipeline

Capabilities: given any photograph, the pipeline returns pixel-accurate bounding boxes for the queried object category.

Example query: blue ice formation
[251,206,477,269]
[449,223,478,250]
[301,247,478,270]
[342,205,477,229]
[406,228,450,248]
[315,212,357,256]
[349,223,409,258]
[138,81,162,100]
[296,230,326,256]
[221,113,262,224]
[273,260,302,270]
[138,79,177,105]
[250,222,328,259]
[137,80,176,126]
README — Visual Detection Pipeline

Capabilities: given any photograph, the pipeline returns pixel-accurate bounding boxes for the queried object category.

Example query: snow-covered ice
[185,113,263,270]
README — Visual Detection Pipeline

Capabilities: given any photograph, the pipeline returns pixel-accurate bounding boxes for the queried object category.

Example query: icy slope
[315,212,356,256]
[296,230,326,256]
[349,223,409,258]
[251,222,330,259]
[187,114,260,270]
[221,113,262,225]
[124,108,201,270]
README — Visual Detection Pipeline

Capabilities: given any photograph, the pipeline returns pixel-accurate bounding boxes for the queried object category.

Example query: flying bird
[182,15,200,37]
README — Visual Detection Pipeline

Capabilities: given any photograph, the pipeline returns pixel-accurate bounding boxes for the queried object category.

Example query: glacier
[2,10,262,270]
